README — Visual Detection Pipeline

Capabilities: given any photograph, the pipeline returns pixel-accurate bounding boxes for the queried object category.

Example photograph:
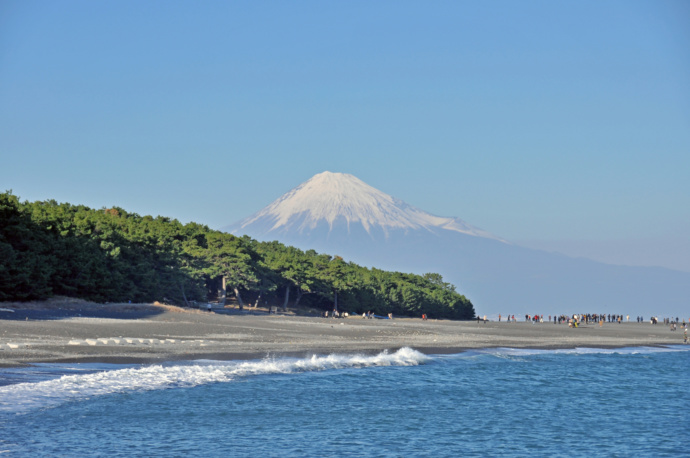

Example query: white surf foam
[0,348,427,414]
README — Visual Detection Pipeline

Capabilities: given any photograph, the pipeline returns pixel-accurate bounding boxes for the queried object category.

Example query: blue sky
[1,1,689,272]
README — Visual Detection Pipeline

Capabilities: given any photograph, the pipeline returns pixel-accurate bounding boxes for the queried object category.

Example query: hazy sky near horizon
[2,1,689,272]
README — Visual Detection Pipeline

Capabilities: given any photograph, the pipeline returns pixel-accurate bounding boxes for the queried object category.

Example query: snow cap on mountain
[233,171,501,240]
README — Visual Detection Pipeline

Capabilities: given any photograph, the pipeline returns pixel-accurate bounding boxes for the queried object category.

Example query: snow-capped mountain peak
[223,171,688,317]
[230,171,501,240]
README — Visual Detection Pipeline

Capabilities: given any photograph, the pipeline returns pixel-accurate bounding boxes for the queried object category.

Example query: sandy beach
[0,299,685,367]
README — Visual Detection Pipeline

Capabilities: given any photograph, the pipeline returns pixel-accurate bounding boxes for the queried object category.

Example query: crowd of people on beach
[493,313,689,327]
[510,313,689,341]
[320,308,687,335]
[502,314,623,324]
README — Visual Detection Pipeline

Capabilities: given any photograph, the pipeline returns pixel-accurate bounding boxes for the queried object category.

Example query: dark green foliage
[0,192,475,319]
[0,193,54,300]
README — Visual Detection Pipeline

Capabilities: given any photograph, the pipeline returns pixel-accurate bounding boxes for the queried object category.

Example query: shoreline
[1,300,685,368]
[5,343,685,370]
[0,304,683,367]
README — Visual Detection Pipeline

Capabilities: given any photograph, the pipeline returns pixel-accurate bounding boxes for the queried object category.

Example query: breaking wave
[0,347,427,414]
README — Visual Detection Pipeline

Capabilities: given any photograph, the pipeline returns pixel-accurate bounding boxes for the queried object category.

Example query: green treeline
[0,192,475,319]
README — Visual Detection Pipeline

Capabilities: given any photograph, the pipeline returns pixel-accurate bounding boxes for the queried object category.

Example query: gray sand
[0,302,685,367]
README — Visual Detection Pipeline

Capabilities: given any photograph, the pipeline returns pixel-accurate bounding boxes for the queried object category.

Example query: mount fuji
[224,172,689,318]
[230,171,501,242]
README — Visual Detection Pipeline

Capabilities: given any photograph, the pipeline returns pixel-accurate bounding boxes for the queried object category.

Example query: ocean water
[1,346,688,457]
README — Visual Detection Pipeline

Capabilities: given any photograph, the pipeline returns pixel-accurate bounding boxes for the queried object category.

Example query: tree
[318,256,356,311]
[201,232,258,309]
[0,192,54,299]
[422,272,456,293]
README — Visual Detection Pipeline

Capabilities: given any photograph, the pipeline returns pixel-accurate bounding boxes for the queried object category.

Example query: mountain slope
[224,172,689,318]
[229,171,500,240]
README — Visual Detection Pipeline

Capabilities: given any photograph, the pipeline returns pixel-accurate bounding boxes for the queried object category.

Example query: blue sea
[1,346,688,457]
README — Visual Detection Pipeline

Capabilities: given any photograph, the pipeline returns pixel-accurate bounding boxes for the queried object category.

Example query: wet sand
[0,302,684,367]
